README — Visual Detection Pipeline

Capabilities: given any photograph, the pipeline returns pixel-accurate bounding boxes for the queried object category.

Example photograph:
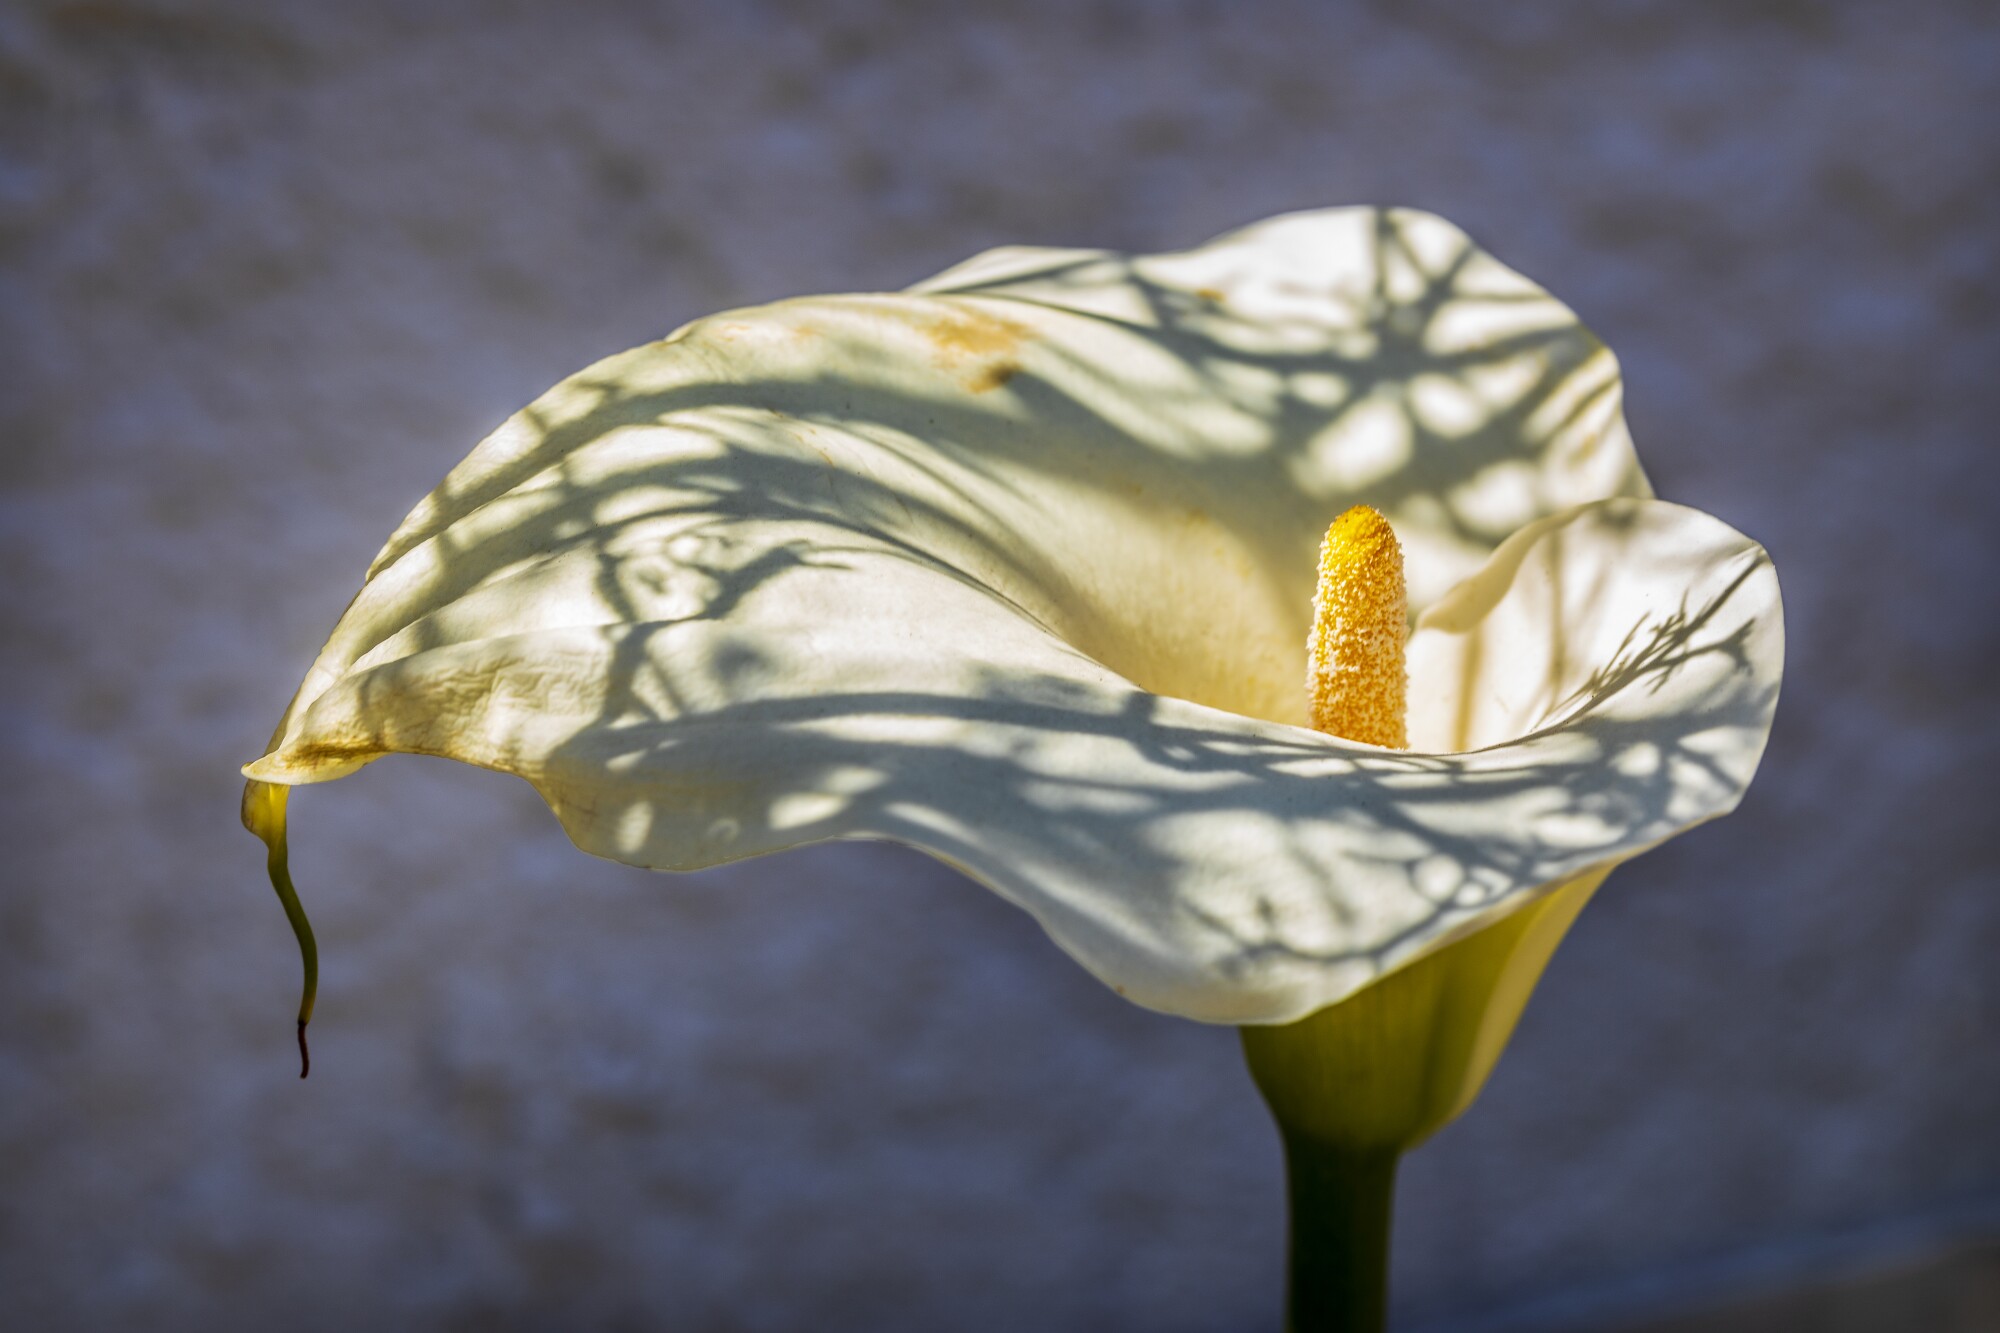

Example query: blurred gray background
[3,1,1996,1329]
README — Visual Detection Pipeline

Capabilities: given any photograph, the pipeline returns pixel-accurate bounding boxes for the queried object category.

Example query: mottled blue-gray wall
[3,2,1995,1329]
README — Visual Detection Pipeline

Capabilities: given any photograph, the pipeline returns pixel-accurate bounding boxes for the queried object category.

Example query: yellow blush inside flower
[1308,505,1408,749]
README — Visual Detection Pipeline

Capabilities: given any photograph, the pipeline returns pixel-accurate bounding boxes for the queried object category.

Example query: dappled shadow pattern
[329,206,1646,727]
[250,208,1777,1023]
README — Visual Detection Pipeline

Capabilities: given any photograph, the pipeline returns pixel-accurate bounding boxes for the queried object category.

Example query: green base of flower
[1241,867,1611,1330]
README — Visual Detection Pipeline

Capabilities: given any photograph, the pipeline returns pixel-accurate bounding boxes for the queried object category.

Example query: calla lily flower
[243,207,1781,1327]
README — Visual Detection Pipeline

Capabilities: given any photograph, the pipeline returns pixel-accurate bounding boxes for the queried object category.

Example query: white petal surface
[245,208,1777,1023]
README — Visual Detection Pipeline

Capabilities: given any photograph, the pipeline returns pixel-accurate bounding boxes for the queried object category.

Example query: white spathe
[244,207,1783,1025]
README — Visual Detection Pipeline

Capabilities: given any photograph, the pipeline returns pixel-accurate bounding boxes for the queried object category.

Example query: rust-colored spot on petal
[921,307,1031,394]
[967,361,1019,393]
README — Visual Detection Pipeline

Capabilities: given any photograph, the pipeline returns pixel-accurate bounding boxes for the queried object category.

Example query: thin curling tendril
[242,779,317,1077]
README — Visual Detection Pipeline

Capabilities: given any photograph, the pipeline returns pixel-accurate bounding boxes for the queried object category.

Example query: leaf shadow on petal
[517,541,1776,1017]
[316,209,1650,732]
[261,209,1776,1020]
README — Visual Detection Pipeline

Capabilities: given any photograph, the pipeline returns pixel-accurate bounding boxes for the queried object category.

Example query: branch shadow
[271,208,1772,1008]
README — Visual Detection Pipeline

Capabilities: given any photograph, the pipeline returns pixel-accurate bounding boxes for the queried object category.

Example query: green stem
[1276,1131,1398,1333]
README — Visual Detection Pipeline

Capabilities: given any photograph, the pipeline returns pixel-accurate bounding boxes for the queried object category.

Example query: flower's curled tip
[242,778,317,1077]
[1309,505,1408,749]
